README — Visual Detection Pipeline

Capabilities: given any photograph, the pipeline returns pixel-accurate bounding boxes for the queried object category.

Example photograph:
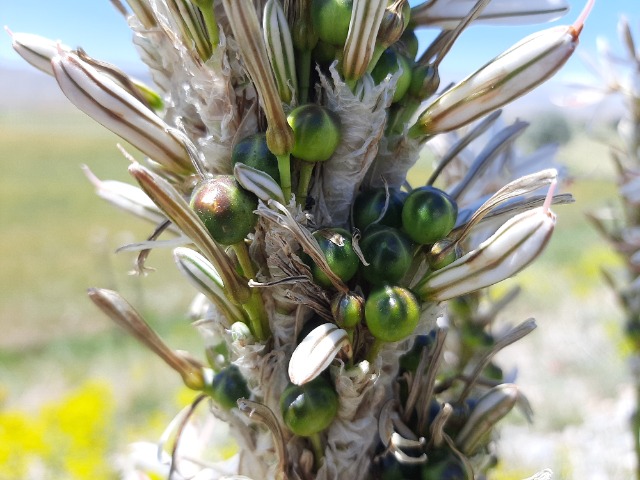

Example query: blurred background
[1,1,639,478]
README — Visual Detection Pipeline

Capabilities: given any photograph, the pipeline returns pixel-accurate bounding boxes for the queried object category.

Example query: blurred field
[0,106,632,477]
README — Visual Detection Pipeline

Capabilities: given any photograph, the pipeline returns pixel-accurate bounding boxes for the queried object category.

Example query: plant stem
[308,432,325,472]
[232,242,270,341]
[297,48,312,104]
[199,3,220,51]
[296,161,314,208]
[277,154,292,202]
[366,338,384,364]
[634,376,640,480]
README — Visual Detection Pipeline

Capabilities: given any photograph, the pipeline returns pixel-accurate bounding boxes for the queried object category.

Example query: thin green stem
[276,154,292,203]
[231,242,270,341]
[232,241,255,279]
[296,49,312,104]
[296,161,314,208]
[366,338,384,364]
[199,3,220,51]
[308,432,325,472]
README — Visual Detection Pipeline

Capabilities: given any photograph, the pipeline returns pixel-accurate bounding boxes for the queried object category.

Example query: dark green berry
[305,228,359,288]
[360,225,413,285]
[402,186,457,245]
[287,104,341,162]
[330,291,365,329]
[280,376,339,437]
[206,364,250,410]
[371,48,413,103]
[352,187,406,231]
[231,132,280,183]
[365,285,420,343]
[190,175,258,246]
[310,0,353,47]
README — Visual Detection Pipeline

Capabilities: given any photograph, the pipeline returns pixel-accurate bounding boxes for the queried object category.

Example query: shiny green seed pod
[310,0,354,47]
[352,187,406,231]
[408,64,441,101]
[360,225,413,285]
[312,40,338,66]
[402,186,457,245]
[190,175,258,246]
[330,291,365,329]
[304,228,359,288]
[287,104,342,162]
[365,285,420,342]
[280,376,339,437]
[206,364,251,410]
[231,132,281,183]
[371,48,413,103]
[428,239,461,270]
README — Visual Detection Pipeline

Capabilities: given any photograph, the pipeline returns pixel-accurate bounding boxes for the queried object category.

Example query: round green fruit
[330,291,365,329]
[310,0,353,47]
[190,175,258,246]
[365,285,420,343]
[231,132,280,183]
[352,187,406,231]
[280,376,339,437]
[359,225,413,285]
[371,48,413,103]
[287,104,341,162]
[402,186,457,245]
[207,364,250,410]
[305,228,359,288]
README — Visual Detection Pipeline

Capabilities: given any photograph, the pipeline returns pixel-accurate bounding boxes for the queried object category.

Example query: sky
[1,1,639,90]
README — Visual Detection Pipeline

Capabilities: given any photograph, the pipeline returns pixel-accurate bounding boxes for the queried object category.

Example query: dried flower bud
[377,0,409,49]
[409,0,593,137]
[411,0,569,29]
[263,0,298,104]
[51,50,192,173]
[342,0,387,82]
[8,31,71,76]
[455,383,519,454]
[416,184,557,302]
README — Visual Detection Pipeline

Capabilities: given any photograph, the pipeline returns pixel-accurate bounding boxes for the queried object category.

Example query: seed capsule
[352,187,406,231]
[371,47,413,103]
[402,186,458,246]
[287,104,342,163]
[365,285,420,343]
[331,291,365,329]
[311,0,354,47]
[360,225,413,285]
[304,228,359,288]
[280,376,339,437]
[232,133,281,183]
[190,175,258,246]
[205,364,251,410]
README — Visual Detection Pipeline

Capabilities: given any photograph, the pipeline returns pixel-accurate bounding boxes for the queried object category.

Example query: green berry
[190,175,258,246]
[330,291,365,329]
[304,228,359,288]
[287,104,341,162]
[352,187,406,231]
[365,285,420,343]
[359,225,413,285]
[370,48,413,103]
[231,132,281,183]
[206,364,250,410]
[310,0,353,47]
[428,239,461,270]
[402,186,458,245]
[280,376,339,437]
